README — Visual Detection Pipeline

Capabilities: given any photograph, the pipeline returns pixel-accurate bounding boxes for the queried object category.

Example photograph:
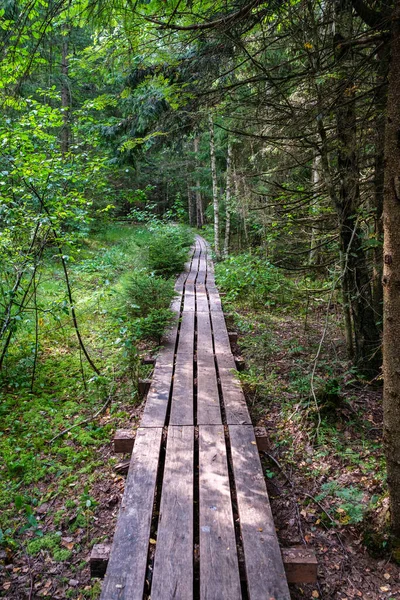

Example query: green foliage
[125,272,175,318]
[124,271,175,342]
[215,253,294,308]
[316,481,366,525]
[147,227,192,277]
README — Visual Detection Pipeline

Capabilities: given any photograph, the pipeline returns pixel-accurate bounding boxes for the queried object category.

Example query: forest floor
[1,228,399,600]
[225,301,399,600]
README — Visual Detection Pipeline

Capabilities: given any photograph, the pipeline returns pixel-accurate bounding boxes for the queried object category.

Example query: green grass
[0,222,193,562]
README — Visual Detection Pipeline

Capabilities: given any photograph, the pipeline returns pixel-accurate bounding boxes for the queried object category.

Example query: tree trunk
[309,154,321,266]
[194,136,203,228]
[187,182,195,226]
[335,0,380,376]
[61,35,70,155]
[383,3,400,537]
[372,46,389,327]
[209,114,220,258]
[224,140,233,257]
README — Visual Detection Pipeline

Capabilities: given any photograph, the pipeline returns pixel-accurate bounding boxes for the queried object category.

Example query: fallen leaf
[312,591,319,598]
[149,538,157,545]
[384,573,391,580]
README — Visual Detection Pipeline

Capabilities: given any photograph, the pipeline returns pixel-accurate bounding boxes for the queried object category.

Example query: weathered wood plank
[196,284,209,313]
[197,356,221,425]
[208,291,222,312]
[140,365,173,428]
[196,311,214,360]
[100,427,163,600]
[151,426,194,600]
[169,354,193,425]
[211,312,231,355]
[183,284,196,312]
[199,425,241,600]
[217,355,251,425]
[176,311,194,356]
[228,425,290,600]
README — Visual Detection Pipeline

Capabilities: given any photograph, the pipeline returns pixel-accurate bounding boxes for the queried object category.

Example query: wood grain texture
[100,427,163,600]
[217,355,251,425]
[196,311,214,360]
[211,312,231,355]
[228,425,290,600]
[169,353,194,425]
[176,311,194,356]
[197,356,221,425]
[183,284,196,312]
[140,365,173,428]
[196,284,209,313]
[151,426,194,600]
[199,425,241,600]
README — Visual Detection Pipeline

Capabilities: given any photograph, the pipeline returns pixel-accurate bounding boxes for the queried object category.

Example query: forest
[1,0,400,598]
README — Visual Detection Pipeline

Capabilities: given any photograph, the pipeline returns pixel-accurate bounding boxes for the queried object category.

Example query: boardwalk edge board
[99,237,293,599]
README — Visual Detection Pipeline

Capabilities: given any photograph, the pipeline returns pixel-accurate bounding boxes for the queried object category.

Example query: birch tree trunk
[209,114,220,258]
[383,2,400,537]
[224,140,233,258]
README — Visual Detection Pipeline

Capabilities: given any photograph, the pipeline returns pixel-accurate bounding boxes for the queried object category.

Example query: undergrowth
[215,249,388,555]
[0,222,192,596]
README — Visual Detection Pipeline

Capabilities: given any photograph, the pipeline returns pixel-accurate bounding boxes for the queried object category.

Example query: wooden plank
[199,425,241,600]
[170,293,182,314]
[140,365,173,427]
[196,311,214,360]
[228,425,290,600]
[183,284,196,312]
[217,355,251,425]
[169,353,193,425]
[196,284,209,313]
[151,426,194,600]
[176,311,194,356]
[197,357,221,425]
[211,312,231,355]
[100,427,163,600]
[208,291,222,312]
[162,315,179,354]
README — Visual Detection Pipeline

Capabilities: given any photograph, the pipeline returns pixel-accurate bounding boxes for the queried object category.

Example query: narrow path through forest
[100,236,290,599]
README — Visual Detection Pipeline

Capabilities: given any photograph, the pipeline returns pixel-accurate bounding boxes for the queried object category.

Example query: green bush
[125,271,175,318]
[132,308,174,343]
[147,228,191,277]
[215,253,292,308]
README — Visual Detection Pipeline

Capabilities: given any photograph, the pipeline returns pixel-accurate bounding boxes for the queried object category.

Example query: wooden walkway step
[99,236,291,600]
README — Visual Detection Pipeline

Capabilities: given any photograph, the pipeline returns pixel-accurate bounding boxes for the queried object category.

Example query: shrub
[147,228,191,278]
[125,271,175,318]
[132,308,174,344]
[215,253,292,308]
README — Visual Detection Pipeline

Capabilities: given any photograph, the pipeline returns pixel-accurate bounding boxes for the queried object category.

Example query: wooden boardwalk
[100,236,291,600]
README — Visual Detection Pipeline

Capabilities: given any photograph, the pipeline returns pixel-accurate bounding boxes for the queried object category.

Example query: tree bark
[61,35,70,155]
[209,114,220,257]
[372,45,389,326]
[224,139,233,257]
[335,0,380,376]
[194,136,203,228]
[383,2,400,537]
[187,181,195,226]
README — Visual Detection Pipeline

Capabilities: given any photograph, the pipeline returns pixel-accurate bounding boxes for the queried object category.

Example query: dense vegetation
[1,0,400,598]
